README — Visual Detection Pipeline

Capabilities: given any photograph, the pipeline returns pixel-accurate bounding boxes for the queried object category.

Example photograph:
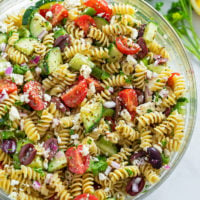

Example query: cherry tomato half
[39,9,50,18]
[23,81,45,111]
[84,0,112,21]
[116,36,141,55]
[75,15,96,35]
[65,145,90,174]
[167,72,180,87]
[61,79,88,108]
[74,194,98,200]
[0,79,17,94]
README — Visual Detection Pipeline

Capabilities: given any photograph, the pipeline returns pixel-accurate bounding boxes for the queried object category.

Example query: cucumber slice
[54,28,67,39]
[96,136,118,156]
[103,108,115,117]
[83,7,97,16]
[91,67,110,80]
[143,22,158,43]
[0,33,7,44]
[18,27,30,38]
[93,16,109,29]
[48,151,67,172]
[22,6,37,26]
[15,37,38,56]
[28,156,44,169]
[106,198,116,200]
[36,0,64,8]
[147,64,166,74]
[45,47,63,74]
[30,13,52,38]
[81,101,103,133]
[1,131,15,139]
[69,53,95,71]
[108,43,123,63]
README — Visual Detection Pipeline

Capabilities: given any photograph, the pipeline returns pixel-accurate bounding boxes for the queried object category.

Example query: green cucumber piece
[40,62,50,76]
[30,13,52,38]
[96,136,118,156]
[15,131,26,138]
[141,57,149,66]
[0,33,7,44]
[36,0,64,8]
[69,53,95,71]
[108,43,123,63]
[45,47,63,74]
[83,7,97,16]
[106,198,116,200]
[18,27,30,38]
[48,151,67,172]
[81,101,103,133]
[1,131,15,139]
[147,64,166,74]
[28,156,44,169]
[22,6,37,26]
[91,67,110,80]
[15,37,38,56]
[13,64,29,75]
[103,108,115,117]
[93,16,109,29]
[54,28,67,39]
[143,22,158,43]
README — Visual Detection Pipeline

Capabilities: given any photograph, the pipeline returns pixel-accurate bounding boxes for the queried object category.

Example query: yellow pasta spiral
[0,179,14,194]
[57,129,71,151]
[122,61,134,75]
[82,172,95,194]
[94,176,112,188]
[24,70,34,82]
[102,75,129,88]
[109,166,140,185]
[65,21,84,39]
[43,33,54,52]
[60,116,74,128]
[120,14,135,26]
[21,165,44,181]
[70,174,83,198]
[174,116,184,140]
[102,24,132,36]
[137,111,165,129]
[151,68,172,91]
[24,118,40,142]
[139,164,160,184]
[0,149,12,165]
[8,32,19,45]
[6,46,28,64]
[88,26,109,47]
[133,64,147,89]
[18,191,43,200]
[94,89,112,102]
[111,3,136,15]
[82,137,100,155]
[89,47,109,59]
[173,74,186,98]
[34,42,47,57]
[102,62,121,74]
[94,189,107,200]
[161,89,176,108]
[140,129,153,150]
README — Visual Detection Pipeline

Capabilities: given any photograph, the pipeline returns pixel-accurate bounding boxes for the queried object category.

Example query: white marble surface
[148,6,200,200]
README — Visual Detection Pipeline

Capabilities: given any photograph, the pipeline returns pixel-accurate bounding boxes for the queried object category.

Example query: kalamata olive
[51,97,68,113]
[147,147,162,169]
[164,107,172,117]
[138,24,146,38]
[54,34,71,52]
[126,176,145,196]
[44,138,58,160]
[137,37,148,59]
[94,182,102,190]
[115,97,121,120]
[19,143,36,165]
[130,151,146,164]
[2,139,16,154]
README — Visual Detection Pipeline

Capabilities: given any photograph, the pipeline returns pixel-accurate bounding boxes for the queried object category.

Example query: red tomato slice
[84,0,112,21]
[86,77,104,92]
[39,9,50,18]
[0,79,17,94]
[65,145,90,174]
[0,162,4,170]
[74,194,99,200]
[75,15,96,35]
[105,116,116,131]
[118,89,138,119]
[23,81,45,111]
[116,36,141,55]
[50,4,68,26]
[61,79,88,108]
[167,72,180,87]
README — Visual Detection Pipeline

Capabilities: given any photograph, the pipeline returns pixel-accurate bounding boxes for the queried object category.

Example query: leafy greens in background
[145,0,200,61]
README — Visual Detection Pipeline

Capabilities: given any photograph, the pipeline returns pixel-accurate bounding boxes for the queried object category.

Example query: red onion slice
[30,56,40,64]
[5,66,13,75]
[38,30,48,40]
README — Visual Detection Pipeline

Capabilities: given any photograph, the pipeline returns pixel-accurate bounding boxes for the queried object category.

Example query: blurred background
[145,0,200,200]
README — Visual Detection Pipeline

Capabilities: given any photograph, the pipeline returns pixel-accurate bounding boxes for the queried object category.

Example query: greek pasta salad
[0,0,187,199]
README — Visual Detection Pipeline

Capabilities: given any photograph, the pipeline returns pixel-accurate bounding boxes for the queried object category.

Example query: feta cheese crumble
[0,22,7,33]
[9,106,20,121]
[46,11,53,18]
[127,55,137,65]
[10,74,24,85]
[44,94,51,102]
[80,65,92,79]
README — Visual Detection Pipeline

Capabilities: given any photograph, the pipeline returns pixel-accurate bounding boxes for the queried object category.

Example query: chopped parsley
[87,138,92,145]
[147,109,153,113]
[15,101,24,106]
[125,168,134,176]
[69,130,75,135]
[33,168,45,176]
[161,140,167,148]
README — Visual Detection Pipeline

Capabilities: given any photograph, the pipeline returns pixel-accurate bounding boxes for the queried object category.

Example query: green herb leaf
[33,168,45,176]
[125,168,134,176]
[161,153,170,164]
[147,109,153,113]
[13,64,28,75]
[69,130,75,135]
[161,139,167,148]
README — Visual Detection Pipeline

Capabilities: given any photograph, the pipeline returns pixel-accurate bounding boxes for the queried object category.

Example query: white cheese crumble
[99,173,107,181]
[120,109,132,122]
[87,82,96,98]
[52,118,60,128]
[43,158,48,169]
[64,0,81,8]
[44,94,51,102]
[0,89,8,103]
[57,135,62,144]
[1,52,7,58]
[159,89,169,98]
[8,192,18,200]
[108,87,114,93]
[20,93,30,103]
[104,187,110,192]
[72,113,81,130]
[0,22,7,33]
[11,180,19,186]
[10,74,24,85]
[127,55,137,65]
[131,28,138,40]
[35,67,42,75]
[104,166,112,175]
[80,145,89,156]
[46,11,53,18]
[146,70,153,80]
[80,65,92,79]
[9,106,20,121]
[136,102,156,116]
[71,134,79,140]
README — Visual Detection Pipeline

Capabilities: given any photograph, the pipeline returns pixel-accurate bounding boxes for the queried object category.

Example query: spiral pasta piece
[82,137,100,155]
[60,116,74,128]
[102,75,129,88]
[137,111,165,129]
[43,33,54,52]
[82,172,95,194]
[34,42,47,57]
[0,149,12,165]
[120,14,135,26]
[140,129,153,150]
[174,116,184,140]
[8,32,19,45]
[6,46,28,64]
[65,21,84,39]
[89,47,109,59]
[21,165,44,181]
[24,118,40,142]
[161,89,176,108]
[122,61,134,75]
[133,64,147,89]
[109,166,140,185]
[111,3,136,15]
[18,192,43,200]
[0,179,14,194]
[70,174,82,198]
[24,70,34,82]
[88,26,109,47]
[57,129,71,151]
[102,62,121,74]
[102,24,132,36]
[173,74,186,98]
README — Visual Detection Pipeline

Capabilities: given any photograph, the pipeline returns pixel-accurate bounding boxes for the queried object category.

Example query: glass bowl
[0,0,197,199]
